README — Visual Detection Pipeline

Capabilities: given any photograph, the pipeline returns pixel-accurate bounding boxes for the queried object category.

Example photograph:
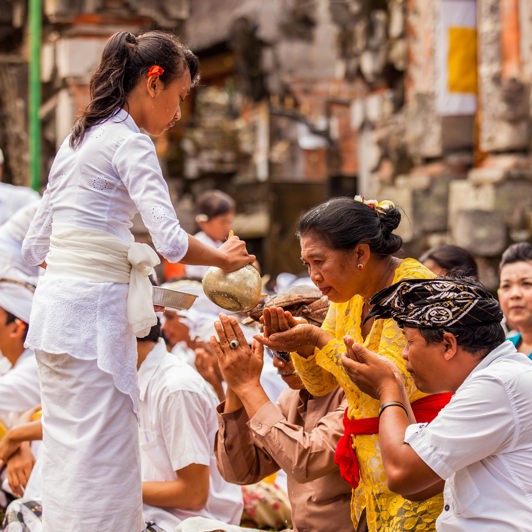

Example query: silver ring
[229,339,239,349]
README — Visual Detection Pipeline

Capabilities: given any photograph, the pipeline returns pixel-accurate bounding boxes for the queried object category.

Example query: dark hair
[5,310,28,341]
[499,242,532,270]
[419,244,478,278]
[297,197,402,255]
[70,30,200,148]
[4,310,16,325]
[137,317,162,343]
[418,321,505,356]
[137,276,163,342]
[196,189,235,220]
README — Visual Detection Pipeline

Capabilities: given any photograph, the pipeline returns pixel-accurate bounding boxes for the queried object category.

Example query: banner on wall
[436,0,478,115]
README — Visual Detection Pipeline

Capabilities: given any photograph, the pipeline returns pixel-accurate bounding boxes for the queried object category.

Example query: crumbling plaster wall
[187,0,338,82]
[334,0,532,287]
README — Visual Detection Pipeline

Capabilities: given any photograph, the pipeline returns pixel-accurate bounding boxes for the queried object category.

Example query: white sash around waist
[46,224,160,338]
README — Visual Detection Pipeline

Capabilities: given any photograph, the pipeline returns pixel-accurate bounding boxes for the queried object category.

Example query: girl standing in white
[22,30,254,531]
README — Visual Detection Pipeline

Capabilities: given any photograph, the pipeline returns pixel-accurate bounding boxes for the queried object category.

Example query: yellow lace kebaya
[292,258,443,531]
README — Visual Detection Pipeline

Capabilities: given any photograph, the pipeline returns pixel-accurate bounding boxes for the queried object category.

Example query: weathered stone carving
[228,16,268,102]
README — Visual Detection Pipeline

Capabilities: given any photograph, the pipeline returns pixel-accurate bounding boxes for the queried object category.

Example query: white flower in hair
[376,200,395,212]
[353,195,395,214]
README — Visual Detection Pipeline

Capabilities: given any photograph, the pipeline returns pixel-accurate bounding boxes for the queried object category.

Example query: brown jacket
[215,387,353,532]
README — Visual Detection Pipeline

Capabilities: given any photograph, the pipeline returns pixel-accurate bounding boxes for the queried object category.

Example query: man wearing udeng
[343,277,532,531]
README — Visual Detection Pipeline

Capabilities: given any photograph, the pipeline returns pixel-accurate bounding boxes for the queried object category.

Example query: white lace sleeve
[21,189,52,266]
[113,134,189,262]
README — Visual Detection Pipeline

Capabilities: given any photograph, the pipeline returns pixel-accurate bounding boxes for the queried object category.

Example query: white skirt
[36,351,144,532]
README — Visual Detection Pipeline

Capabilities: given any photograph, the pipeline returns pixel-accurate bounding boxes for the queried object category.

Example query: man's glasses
[266,348,291,363]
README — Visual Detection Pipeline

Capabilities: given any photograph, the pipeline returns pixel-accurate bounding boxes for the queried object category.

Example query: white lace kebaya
[22,108,189,412]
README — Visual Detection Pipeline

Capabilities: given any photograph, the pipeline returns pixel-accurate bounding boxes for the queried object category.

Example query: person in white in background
[137,319,243,531]
[0,203,41,378]
[0,278,40,429]
[0,150,41,226]
[160,306,197,367]
[0,277,40,510]
[185,190,236,280]
[0,202,41,281]
[161,278,286,404]
[160,279,219,366]
[0,183,40,226]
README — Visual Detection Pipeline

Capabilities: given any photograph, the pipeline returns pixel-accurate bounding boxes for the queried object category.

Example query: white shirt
[138,340,243,529]
[0,183,40,225]
[171,341,196,367]
[21,109,189,411]
[0,355,12,376]
[0,201,41,280]
[405,341,532,531]
[0,348,40,428]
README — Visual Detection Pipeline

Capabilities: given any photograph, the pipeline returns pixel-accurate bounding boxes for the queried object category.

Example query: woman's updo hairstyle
[297,196,402,256]
[70,30,200,148]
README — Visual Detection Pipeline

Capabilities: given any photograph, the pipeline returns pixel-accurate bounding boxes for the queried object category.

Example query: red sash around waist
[334,392,452,489]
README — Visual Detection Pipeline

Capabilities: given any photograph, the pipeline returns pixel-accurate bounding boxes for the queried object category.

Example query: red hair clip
[147,65,164,78]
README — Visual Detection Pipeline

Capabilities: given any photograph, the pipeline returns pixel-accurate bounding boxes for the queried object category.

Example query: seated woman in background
[419,243,478,278]
[498,242,532,359]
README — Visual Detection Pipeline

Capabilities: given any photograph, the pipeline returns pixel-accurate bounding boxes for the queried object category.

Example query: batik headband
[365,277,502,329]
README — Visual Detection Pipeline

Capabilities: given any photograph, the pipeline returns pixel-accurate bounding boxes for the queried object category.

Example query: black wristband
[378,401,408,418]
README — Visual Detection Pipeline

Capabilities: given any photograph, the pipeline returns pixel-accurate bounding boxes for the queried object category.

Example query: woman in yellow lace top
[257,197,445,531]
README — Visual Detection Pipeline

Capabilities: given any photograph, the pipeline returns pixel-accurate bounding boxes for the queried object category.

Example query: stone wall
[334,0,531,287]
